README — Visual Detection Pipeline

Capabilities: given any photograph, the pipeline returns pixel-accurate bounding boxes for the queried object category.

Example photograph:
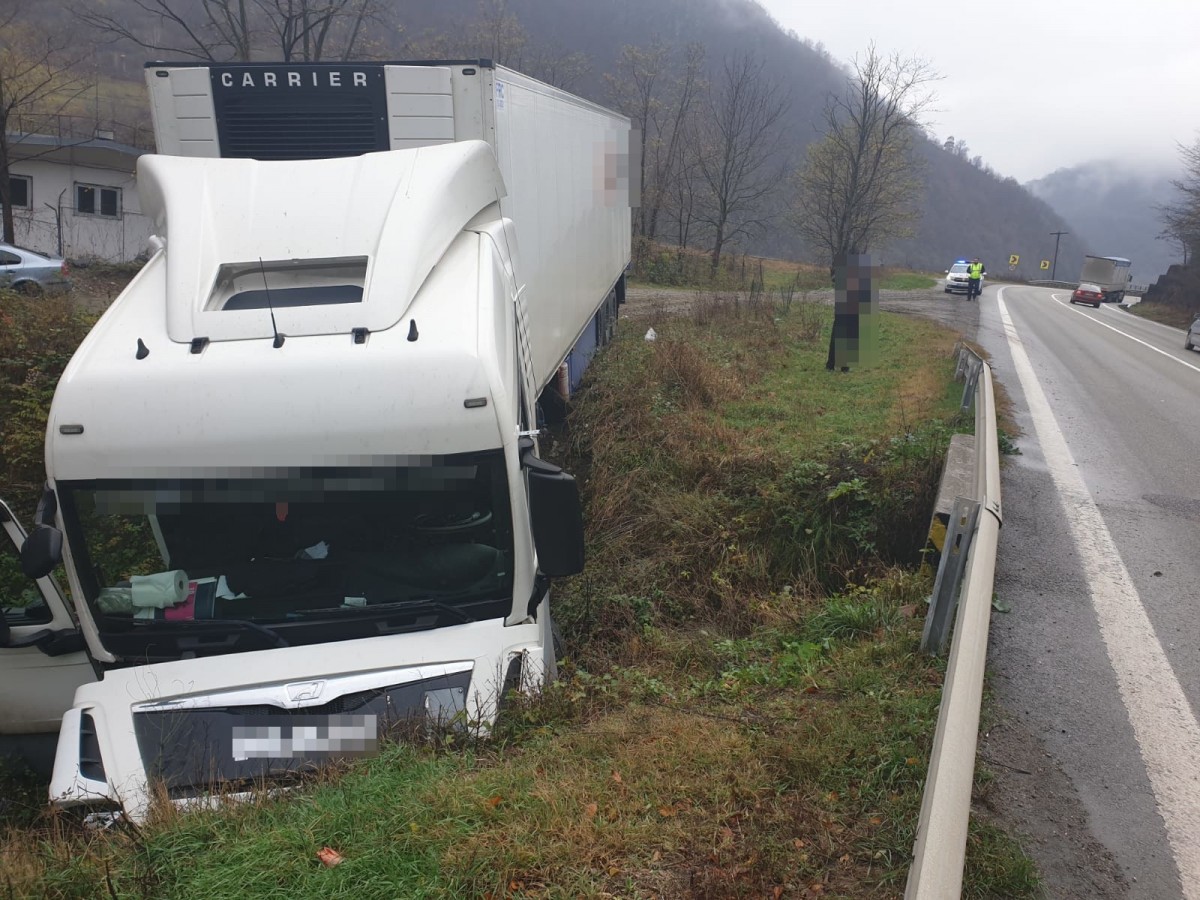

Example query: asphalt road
[975,283,1200,899]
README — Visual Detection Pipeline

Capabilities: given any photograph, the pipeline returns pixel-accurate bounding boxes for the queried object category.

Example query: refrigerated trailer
[1078,255,1132,303]
[2,60,632,821]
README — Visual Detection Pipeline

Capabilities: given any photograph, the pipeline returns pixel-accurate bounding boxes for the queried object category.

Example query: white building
[3,133,153,262]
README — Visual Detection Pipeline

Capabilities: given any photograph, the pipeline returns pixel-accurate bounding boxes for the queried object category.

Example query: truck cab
[0,500,92,775]
[11,61,631,822]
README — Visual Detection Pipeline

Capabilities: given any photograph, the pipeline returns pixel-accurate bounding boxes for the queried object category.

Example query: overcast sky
[756,0,1200,183]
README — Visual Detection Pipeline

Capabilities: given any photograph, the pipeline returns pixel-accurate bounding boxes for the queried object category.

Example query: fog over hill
[1026,160,1183,285]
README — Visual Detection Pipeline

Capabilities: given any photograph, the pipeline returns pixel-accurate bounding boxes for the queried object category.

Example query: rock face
[1142,263,1200,314]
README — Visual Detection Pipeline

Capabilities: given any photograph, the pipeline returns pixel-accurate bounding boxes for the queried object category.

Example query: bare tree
[0,4,90,243]
[1158,136,1200,266]
[468,0,527,67]
[606,40,704,252]
[76,0,382,62]
[645,42,704,244]
[693,52,788,272]
[523,41,591,93]
[791,45,936,270]
[75,0,255,62]
[256,0,384,62]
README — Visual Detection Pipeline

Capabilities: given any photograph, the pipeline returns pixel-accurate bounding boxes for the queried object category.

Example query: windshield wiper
[294,598,475,625]
[138,617,290,649]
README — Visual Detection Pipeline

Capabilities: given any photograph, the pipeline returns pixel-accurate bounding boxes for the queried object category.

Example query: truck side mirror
[21,525,63,580]
[520,441,585,577]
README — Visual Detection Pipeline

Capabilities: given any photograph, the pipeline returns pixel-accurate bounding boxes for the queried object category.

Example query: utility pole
[1050,231,1068,281]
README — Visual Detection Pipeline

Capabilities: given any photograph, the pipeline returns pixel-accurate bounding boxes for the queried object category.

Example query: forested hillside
[22,0,1089,272]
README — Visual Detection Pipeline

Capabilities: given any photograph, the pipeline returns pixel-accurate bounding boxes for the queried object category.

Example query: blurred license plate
[231,714,379,761]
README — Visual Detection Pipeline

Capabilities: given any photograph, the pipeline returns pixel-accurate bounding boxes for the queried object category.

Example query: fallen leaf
[316,847,344,868]
[793,838,807,849]
[898,603,917,618]
[607,865,621,877]
[825,791,838,803]
[839,853,851,864]
[485,794,503,808]
[584,802,599,817]
[651,850,662,863]
[658,805,677,817]
[809,885,825,894]
[773,887,784,899]
[906,757,921,766]
[509,879,525,891]
[611,770,623,784]
[869,816,882,826]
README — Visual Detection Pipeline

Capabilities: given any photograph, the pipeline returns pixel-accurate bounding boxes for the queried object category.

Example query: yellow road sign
[1040,259,1050,270]
[1008,254,1020,266]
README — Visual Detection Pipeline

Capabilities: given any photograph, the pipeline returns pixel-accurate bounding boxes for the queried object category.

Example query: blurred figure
[827,253,880,371]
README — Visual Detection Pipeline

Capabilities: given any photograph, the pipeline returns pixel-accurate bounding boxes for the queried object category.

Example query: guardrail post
[921,497,980,656]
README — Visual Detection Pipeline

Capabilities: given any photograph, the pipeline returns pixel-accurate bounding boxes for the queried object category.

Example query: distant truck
[3,60,632,821]
[1078,256,1132,303]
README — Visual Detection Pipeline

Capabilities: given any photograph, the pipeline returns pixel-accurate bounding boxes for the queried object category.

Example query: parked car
[1185,315,1200,352]
[944,260,972,294]
[1070,283,1104,308]
[0,243,70,295]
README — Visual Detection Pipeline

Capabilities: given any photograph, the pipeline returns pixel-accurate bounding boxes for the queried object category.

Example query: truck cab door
[0,499,94,742]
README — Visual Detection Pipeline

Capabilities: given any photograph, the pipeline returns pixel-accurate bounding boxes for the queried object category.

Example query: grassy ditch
[631,240,937,294]
[1,296,1036,897]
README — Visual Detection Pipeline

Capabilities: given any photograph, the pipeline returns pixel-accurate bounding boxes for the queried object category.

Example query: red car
[1070,283,1104,308]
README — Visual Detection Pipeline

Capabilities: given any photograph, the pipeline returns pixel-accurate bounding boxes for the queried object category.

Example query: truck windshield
[57,452,514,663]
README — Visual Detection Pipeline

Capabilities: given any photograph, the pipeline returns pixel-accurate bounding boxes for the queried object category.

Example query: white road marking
[998,287,1200,897]
[1046,293,1200,375]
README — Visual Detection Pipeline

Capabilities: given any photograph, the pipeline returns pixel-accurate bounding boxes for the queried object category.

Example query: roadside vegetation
[0,281,1037,898]
[631,240,938,294]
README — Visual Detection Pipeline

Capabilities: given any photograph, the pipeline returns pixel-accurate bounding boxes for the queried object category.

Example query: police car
[944,259,974,295]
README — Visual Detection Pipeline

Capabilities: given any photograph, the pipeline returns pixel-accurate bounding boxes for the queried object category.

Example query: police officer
[967,258,985,300]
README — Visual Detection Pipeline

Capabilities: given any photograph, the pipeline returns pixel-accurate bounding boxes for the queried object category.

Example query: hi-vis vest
[968,262,984,279]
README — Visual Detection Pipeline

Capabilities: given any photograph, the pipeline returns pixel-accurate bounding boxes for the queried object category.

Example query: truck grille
[132,670,471,797]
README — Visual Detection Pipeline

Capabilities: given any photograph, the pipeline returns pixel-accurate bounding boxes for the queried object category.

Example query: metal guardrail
[906,347,1003,899]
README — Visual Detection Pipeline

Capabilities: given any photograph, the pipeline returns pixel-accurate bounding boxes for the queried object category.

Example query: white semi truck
[1078,255,1132,303]
[4,60,631,821]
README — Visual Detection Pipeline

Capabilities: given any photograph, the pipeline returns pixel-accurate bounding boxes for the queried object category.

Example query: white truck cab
[0,499,93,775]
[12,60,631,821]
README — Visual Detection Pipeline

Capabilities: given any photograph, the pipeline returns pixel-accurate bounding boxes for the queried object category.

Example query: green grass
[2,295,1038,898]
[1125,300,1193,329]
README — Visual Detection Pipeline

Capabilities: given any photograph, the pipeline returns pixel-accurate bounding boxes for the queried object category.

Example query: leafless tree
[468,0,527,67]
[256,0,384,62]
[523,41,591,93]
[693,52,788,272]
[646,43,705,243]
[1158,136,1200,266]
[605,39,668,241]
[609,40,706,245]
[75,0,255,62]
[76,0,383,62]
[0,4,90,243]
[791,45,937,270]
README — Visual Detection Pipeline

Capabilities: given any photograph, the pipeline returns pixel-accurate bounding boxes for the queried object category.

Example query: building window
[75,183,121,219]
[6,175,30,209]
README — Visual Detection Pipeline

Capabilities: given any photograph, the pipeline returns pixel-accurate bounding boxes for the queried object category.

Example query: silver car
[0,243,70,294]
[1186,315,1200,352]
